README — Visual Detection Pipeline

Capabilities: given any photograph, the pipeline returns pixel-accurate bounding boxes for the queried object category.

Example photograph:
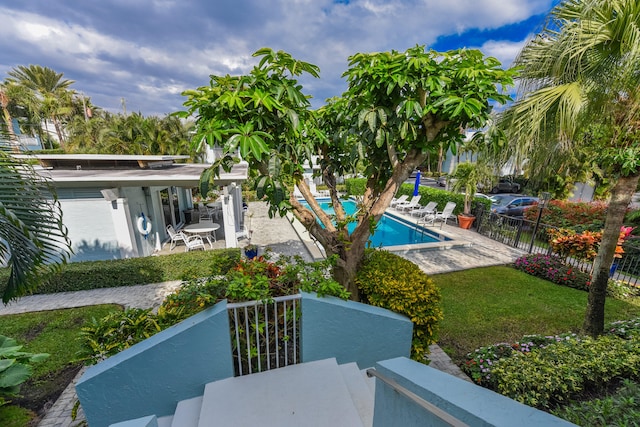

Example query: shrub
[607,317,640,339]
[491,335,640,408]
[461,333,579,387]
[551,379,640,427]
[513,254,591,290]
[78,308,162,364]
[525,199,607,232]
[0,249,241,296]
[355,249,443,361]
[547,228,601,261]
[345,178,367,195]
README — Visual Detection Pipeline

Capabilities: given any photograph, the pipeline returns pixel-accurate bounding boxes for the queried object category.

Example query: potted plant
[451,161,492,229]
[244,243,258,259]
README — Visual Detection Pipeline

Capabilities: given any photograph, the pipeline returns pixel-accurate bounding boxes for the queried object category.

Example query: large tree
[499,0,640,335]
[180,47,515,299]
[0,147,71,302]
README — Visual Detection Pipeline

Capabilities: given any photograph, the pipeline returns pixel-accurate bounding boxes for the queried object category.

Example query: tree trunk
[1,106,20,154]
[583,174,640,337]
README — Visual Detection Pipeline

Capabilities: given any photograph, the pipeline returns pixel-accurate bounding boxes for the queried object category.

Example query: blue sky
[0,0,556,116]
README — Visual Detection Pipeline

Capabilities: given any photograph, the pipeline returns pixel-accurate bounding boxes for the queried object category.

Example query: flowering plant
[513,254,591,290]
[462,333,580,387]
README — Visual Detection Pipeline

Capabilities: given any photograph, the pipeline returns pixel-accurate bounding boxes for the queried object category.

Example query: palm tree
[7,65,74,148]
[0,147,71,303]
[500,0,640,336]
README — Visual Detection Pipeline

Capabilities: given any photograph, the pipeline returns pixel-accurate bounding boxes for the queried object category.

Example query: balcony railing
[227,294,301,376]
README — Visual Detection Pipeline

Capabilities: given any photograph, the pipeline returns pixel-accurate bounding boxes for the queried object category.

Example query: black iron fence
[474,207,639,286]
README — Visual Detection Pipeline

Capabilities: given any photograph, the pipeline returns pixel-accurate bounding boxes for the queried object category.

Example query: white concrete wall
[58,198,123,262]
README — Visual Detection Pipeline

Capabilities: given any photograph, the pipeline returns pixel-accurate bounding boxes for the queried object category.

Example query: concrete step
[361,368,376,395]
[198,358,365,427]
[339,363,374,427]
[156,415,173,427]
[172,396,202,427]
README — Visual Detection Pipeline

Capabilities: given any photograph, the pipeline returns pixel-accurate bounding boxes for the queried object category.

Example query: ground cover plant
[0,304,122,426]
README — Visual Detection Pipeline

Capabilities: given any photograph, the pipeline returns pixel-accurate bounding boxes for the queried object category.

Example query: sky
[0,0,557,117]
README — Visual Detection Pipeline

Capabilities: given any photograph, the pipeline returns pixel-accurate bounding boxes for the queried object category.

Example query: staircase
[155,358,375,427]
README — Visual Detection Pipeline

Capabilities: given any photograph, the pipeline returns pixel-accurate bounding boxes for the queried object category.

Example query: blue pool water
[301,199,449,247]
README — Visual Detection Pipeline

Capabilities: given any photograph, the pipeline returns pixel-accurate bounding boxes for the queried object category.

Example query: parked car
[474,193,495,202]
[491,195,539,217]
[437,175,448,187]
[490,178,521,194]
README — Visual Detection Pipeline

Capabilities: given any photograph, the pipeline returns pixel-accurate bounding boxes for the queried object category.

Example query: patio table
[183,221,220,249]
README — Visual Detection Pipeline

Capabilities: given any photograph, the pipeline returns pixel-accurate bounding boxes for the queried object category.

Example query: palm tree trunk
[583,174,640,337]
[1,106,21,154]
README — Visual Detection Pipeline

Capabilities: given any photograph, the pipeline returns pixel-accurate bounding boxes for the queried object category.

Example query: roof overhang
[14,154,249,188]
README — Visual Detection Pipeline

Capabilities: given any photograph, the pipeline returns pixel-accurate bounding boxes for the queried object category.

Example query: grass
[431,266,640,362]
[0,304,123,426]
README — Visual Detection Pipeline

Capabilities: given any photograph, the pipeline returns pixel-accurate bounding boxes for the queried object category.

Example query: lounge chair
[396,195,422,212]
[410,201,438,217]
[418,201,457,228]
[167,224,187,251]
[184,234,206,252]
[389,194,409,208]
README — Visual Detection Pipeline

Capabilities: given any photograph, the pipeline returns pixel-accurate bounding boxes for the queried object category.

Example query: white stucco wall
[58,198,123,262]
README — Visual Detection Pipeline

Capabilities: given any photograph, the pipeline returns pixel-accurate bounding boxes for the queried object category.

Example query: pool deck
[282,201,525,274]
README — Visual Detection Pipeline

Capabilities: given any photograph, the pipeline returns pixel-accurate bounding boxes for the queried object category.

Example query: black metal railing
[474,207,639,286]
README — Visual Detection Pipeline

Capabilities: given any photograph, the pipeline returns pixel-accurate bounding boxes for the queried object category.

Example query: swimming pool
[301,199,450,247]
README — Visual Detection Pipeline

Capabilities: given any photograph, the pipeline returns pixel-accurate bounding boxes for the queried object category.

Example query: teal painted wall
[76,301,234,427]
[109,415,158,427]
[373,357,577,427]
[300,292,413,369]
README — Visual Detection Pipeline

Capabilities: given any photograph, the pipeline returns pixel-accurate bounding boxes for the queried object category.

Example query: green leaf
[0,363,31,388]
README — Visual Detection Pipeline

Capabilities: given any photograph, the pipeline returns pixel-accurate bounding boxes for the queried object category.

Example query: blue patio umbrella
[413,170,421,196]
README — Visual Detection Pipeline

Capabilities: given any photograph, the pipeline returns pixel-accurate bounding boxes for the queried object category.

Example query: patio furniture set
[390,195,457,228]
[166,205,221,252]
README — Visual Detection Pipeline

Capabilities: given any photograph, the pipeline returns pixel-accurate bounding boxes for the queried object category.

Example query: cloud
[0,0,555,115]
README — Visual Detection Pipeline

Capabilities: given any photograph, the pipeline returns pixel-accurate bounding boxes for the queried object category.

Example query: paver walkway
[0,201,524,426]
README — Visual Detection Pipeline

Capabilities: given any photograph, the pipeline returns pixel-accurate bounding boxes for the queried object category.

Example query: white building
[14,154,248,262]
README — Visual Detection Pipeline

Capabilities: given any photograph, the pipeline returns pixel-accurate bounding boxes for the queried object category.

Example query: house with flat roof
[14,154,248,262]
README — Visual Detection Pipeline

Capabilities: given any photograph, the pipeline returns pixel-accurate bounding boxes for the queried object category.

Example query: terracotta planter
[458,214,475,229]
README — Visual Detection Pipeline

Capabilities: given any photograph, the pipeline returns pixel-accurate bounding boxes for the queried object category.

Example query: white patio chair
[166,224,187,251]
[418,201,457,228]
[396,195,422,212]
[184,234,206,252]
[410,201,438,217]
[390,194,409,208]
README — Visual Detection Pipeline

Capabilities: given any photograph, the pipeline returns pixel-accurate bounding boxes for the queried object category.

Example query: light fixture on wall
[100,188,120,202]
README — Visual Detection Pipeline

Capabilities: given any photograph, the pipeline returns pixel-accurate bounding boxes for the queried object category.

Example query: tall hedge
[355,249,443,361]
[0,249,241,296]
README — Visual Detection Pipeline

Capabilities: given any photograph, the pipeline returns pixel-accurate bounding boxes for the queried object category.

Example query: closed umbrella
[413,170,421,196]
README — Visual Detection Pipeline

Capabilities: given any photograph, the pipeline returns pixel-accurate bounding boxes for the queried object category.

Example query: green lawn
[0,304,122,426]
[431,266,640,362]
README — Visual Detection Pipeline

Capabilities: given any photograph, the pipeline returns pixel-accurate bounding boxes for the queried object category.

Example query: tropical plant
[0,335,48,407]
[451,161,492,215]
[498,0,640,336]
[0,148,72,302]
[180,47,516,299]
[6,65,75,147]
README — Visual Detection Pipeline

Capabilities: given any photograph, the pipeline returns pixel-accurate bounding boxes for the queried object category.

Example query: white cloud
[0,1,555,115]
